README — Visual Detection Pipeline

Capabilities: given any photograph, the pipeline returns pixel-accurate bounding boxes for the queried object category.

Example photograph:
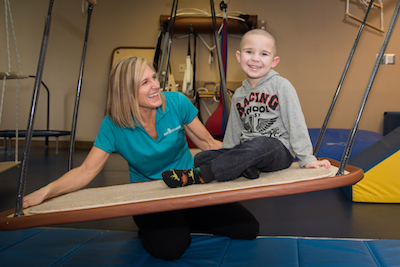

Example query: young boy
[162,29,330,187]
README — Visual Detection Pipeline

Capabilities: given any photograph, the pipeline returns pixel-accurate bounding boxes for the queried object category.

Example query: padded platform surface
[1,228,399,266]
[29,162,334,214]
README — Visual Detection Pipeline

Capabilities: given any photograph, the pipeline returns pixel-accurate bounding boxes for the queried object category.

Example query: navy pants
[195,136,294,182]
[133,203,259,260]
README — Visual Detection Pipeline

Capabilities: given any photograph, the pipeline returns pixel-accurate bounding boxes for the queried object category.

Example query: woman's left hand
[184,117,222,151]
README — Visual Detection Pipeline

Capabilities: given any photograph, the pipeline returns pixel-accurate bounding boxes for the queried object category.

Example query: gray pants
[194,136,294,182]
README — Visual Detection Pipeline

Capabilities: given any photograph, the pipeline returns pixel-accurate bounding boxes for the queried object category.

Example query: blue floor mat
[1,228,399,266]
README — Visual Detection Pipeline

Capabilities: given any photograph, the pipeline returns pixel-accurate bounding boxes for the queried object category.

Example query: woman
[23,57,259,260]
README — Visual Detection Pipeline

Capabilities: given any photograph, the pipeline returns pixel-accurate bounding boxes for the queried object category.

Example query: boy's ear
[236,50,241,63]
[272,56,280,68]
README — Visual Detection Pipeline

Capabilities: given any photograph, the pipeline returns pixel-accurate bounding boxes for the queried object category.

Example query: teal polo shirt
[94,92,198,182]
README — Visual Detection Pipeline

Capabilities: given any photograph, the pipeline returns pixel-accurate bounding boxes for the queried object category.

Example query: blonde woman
[23,57,259,260]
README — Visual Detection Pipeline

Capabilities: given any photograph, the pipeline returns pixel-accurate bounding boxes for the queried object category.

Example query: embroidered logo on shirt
[163,125,182,136]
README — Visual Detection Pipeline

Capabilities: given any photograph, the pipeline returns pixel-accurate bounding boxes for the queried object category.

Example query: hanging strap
[210,0,229,128]
[153,31,164,72]
[182,31,193,94]
[220,3,228,133]
[192,25,197,98]
[157,0,179,90]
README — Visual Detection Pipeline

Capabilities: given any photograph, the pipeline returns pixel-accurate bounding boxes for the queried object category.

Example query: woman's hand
[184,117,222,151]
[22,146,110,209]
[304,159,331,169]
[23,187,49,209]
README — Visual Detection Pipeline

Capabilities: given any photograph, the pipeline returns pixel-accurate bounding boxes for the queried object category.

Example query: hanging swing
[0,0,28,173]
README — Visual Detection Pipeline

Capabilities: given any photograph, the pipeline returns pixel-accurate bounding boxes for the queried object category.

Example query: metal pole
[314,0,375,156]
[337,0,400,175]
[68,4,94,170]
[210,0,229,124]
[15,0,55,217]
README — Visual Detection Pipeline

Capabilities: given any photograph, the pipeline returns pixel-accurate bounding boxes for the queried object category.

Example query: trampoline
[1,130,70,155]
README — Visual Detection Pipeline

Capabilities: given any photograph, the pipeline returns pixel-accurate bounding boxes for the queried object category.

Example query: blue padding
[308,128,383,161]
[368,240,400,266]
[1,228,400,266]
[63,232,232,266]
[383,112,400,135]
[0,228,44,252]
[221,238,299,266]
[298,239,377,266]
[0,228,104,266]
[61,231,149,266]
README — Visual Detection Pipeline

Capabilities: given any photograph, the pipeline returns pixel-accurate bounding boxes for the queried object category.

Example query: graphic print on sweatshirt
[236,91,282,138]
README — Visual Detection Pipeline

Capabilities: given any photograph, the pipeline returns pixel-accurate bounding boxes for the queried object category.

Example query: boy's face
[236,33,280,87]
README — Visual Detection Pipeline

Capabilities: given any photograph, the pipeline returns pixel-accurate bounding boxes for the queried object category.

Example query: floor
[1,146,400,240]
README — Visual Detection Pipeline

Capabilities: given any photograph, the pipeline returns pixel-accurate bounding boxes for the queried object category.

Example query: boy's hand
[304,159,331,169]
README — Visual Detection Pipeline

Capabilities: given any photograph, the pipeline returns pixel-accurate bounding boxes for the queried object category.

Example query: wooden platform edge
[0,159,363,231]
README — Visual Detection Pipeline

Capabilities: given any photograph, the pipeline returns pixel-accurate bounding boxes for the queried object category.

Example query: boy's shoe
[242,167,260,179]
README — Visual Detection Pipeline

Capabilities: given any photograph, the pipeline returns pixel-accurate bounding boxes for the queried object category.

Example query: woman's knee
[139,230,191,260]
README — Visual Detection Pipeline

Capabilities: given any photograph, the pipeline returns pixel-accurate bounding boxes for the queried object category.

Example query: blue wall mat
[308,128,383,161]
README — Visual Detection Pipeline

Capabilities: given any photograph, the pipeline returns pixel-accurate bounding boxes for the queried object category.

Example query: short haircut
[239,29,277,56]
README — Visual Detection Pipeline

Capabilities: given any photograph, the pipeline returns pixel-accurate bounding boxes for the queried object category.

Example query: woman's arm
[23,146,111,208]
[184,117,222,151]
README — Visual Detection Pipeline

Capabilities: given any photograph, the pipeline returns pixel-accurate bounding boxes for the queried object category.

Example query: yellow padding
[353,150,400,203]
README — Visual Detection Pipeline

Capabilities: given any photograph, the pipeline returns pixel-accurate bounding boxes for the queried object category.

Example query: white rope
[0,77,6,126]
[2,0,23,161]
[174,7,246,22]
[0,0,10,126]
[7,0,23,74]
[173,3,245,68]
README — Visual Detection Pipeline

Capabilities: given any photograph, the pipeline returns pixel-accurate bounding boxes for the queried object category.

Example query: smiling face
[236,31,280,88]
[137,65,162,112]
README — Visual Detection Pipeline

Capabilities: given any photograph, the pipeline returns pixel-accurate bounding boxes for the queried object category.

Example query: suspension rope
[2,0,23,162]
[0,0,10,126]
[7,0,23,162]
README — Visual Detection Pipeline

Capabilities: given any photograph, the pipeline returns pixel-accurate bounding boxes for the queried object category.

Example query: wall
[1,0,399,143]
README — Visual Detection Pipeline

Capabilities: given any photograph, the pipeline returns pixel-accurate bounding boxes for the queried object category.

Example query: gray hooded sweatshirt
[222,69,316,167]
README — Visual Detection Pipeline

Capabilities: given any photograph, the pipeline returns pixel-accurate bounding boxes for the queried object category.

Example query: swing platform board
[0,159,363,231]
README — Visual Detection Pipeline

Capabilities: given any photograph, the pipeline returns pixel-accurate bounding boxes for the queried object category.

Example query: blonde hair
[239,29,277,56]
[106,56,165,128]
